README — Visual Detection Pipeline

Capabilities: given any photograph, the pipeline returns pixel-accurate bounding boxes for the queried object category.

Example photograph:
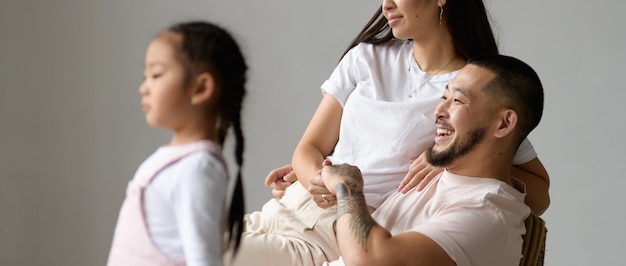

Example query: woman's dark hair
[343,0,498,59]
[168,21,246,253]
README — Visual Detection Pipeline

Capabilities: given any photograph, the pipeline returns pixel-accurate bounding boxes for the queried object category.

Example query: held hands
[320,160,364,196]
[308,166,336,208]
[397,150,444,193]
[267,150,441,202]
[264,164,297,199]
[264,163,336,208]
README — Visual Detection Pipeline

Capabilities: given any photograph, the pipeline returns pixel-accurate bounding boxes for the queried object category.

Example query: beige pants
[224,182,339,266]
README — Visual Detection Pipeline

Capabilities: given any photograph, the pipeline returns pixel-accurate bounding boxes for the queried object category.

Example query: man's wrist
[335,180,376,251]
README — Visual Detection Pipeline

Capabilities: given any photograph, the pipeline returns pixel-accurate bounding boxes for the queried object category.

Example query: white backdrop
[1,0,624,265]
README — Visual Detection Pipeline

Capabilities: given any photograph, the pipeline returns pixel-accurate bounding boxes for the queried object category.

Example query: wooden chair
[519,214,547,266]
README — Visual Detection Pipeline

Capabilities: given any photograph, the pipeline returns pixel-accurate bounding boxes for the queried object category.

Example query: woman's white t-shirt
[322,40,536,208]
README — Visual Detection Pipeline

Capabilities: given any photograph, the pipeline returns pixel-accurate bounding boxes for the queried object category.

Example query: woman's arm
[291,93,343,206]
[511,157,550,215]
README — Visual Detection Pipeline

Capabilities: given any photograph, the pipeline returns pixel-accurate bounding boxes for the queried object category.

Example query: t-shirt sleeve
[512,138,537,165]
[322,256,346,266]
[320,44,364,107]
[410,202,509,266]
[171,152,228,266]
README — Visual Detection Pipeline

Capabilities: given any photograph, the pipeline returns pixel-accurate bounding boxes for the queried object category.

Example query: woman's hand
[264,164,336,208]
[264,164,298,199]
[307,167,336,208]
[397,150,444,193]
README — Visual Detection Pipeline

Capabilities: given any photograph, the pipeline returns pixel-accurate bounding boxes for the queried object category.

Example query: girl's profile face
[139,33,193,131]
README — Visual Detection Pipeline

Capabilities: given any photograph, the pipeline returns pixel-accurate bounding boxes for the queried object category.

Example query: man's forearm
[326,164,453,266]
[335,180,378,251]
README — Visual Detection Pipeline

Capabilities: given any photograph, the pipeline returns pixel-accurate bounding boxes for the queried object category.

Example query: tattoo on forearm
[335,180,377,252]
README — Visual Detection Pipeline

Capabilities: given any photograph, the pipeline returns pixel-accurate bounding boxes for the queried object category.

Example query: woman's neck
[411,32,464,75]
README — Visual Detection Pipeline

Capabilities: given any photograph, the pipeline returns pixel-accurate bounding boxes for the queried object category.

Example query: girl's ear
[190,72,216,105]
[494,109,518,139]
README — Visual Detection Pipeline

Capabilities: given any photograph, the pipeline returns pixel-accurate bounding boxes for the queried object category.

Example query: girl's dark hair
[168,21,246,253]
[343,0,498,59]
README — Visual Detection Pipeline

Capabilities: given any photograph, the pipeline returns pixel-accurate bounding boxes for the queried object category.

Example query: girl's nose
[138,81,148,95]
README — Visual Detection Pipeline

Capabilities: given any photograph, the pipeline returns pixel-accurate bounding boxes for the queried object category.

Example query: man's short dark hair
[468,54,544,145]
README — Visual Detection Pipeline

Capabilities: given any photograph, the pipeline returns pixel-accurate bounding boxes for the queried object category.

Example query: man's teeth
[437,128,452,136]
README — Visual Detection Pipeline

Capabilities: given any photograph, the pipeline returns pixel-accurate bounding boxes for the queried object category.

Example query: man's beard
[426,127,486,167]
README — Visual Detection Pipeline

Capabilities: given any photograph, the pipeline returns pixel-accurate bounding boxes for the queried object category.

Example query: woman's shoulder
[352,39,410,52]
[346,39,412,61]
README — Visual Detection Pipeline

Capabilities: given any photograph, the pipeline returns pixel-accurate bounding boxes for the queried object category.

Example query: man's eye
[453,98,464,103]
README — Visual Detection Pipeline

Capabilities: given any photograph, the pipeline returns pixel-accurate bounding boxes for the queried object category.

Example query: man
[321,54,544,266]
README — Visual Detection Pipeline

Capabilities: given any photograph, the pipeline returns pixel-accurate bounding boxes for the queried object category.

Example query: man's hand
[264,164,297,199]
[397,150,443,193]
[320,160,364,195]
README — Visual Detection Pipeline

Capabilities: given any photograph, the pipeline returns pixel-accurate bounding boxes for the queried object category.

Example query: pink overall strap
[137,141,218,188]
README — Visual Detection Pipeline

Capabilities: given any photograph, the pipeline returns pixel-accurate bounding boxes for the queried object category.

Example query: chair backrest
[519,214,547,266]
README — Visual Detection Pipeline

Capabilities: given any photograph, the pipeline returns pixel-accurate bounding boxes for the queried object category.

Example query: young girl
[108,21,247,266]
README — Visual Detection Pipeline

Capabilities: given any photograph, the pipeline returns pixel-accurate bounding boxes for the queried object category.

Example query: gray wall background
[1,0,624,265]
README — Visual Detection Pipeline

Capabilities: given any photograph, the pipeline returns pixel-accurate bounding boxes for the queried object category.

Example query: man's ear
[190,72,216,105]
[494,109,518,139]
